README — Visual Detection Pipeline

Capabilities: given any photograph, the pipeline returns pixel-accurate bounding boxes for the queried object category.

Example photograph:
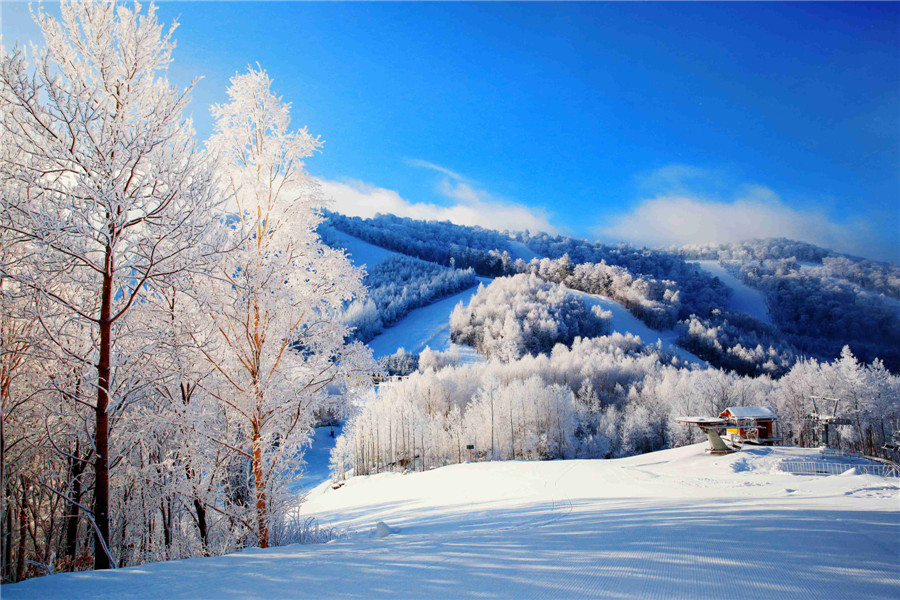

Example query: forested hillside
[320,214,899,482]
[677,240,900,369]
[325,212,900,374]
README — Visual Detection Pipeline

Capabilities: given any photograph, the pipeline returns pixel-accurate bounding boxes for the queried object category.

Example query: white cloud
[403,158,468,182]
[637,164,724,196]
[598,165,897,262]
[316,177,558,234]
[598,189,891,260]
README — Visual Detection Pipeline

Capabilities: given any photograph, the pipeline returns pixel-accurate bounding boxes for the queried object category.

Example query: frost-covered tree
[451,274,611,359]
[203,67,374,547]
[0,0,220,569]
[335,335,898,478]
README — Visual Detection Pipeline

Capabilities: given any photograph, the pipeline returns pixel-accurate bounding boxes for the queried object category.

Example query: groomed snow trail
[7,445,897,599]
[367,278,489,359]
[690,260,773,325]
[322,227,402,269]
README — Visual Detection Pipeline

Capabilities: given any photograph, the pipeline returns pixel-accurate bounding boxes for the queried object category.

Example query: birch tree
[205,67,374,548]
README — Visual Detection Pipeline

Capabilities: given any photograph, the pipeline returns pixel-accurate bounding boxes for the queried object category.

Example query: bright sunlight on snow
[6,445,898,599]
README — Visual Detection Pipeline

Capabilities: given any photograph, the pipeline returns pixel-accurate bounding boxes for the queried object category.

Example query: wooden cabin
[718,406,779,445]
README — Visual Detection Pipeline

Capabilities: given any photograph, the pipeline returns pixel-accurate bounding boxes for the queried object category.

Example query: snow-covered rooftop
[721,406,778,419]
[677,416,728,425]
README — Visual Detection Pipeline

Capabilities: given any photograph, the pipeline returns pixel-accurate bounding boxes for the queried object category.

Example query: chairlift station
[678,406,781,455]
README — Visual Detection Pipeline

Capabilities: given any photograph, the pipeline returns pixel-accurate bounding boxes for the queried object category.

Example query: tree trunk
[93,259,113,570]
[15,477,27,582]
[251,422,268,548]
[160,501,171,556]
[65,443,85,564]
[510,403,515,460]
[193,498,209,556]
[855,414,864,455]
[490,394,495,460]
[3,482,12,582]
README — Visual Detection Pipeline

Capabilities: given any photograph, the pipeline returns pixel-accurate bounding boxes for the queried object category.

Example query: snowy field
[690,260,773,325]
[7,444,897,600]
[367,278,489,358]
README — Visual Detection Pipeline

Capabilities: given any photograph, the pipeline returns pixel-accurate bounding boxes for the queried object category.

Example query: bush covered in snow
[450,274,611,359]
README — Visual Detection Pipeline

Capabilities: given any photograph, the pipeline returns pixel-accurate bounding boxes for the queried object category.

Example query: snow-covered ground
[367,278,489,358]
[572,289,707,367]
[505,240,540,262]
[8,444,897,599]
[691,260,773,325]
[323,226,401,269]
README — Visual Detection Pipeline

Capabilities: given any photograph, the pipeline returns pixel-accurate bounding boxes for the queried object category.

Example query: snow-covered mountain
[321,211,900,375]
[309,212,899,482]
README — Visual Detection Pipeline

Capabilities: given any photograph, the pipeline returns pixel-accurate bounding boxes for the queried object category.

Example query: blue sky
[3,1,898,261]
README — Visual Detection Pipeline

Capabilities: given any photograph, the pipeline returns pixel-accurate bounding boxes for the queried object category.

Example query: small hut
[718,406,779,445]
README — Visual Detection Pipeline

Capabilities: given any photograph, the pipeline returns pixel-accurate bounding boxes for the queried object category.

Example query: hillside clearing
[572,289,707,367]
[323,226,402,269]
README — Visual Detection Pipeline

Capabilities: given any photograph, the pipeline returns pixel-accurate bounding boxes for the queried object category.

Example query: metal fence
[818,447,863,458]
[779,461,899,477]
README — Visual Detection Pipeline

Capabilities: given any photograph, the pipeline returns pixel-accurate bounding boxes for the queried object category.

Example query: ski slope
[323,229,704,366]
[323,226,401,269]
[9,445,897,599]
[572,289,706,367]
[505,240,540,262]
[367,278,489,359]
[368,276,705,366]
[691,260,773,325]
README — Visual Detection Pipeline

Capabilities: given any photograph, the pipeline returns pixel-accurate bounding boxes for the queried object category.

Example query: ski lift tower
[804,396,852,448]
